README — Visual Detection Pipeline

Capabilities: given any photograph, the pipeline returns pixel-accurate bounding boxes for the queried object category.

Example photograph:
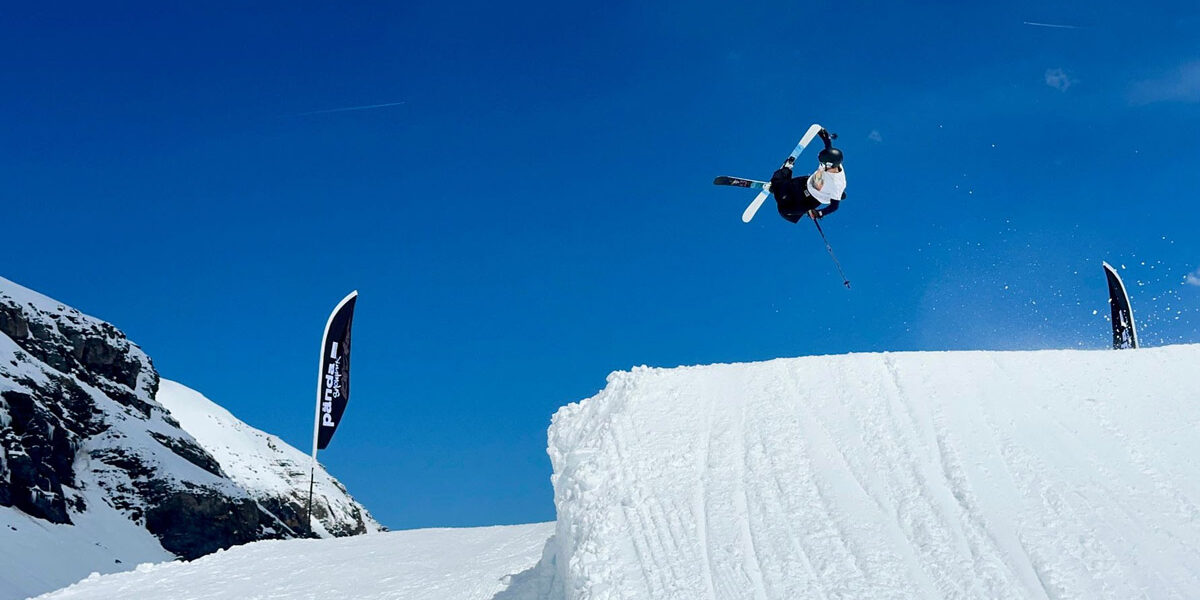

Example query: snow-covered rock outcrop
[0,276,380,599]
[548,346,1200,599]
[153,379,377,539]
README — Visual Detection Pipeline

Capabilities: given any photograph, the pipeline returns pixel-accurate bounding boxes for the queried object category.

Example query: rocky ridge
[0,276,380,563]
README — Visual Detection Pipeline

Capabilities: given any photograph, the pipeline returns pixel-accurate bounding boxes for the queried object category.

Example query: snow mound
[549,345,1200,599]
[36,522,554,600]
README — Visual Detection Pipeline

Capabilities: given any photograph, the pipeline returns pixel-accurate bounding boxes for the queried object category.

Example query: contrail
[1023,21,1082,29]
[289,101,407,117]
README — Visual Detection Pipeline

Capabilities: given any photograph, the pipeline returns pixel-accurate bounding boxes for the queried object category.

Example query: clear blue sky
[3,1,1198,530]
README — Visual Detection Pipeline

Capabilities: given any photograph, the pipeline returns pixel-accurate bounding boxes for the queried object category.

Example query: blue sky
[3,1,1199,530]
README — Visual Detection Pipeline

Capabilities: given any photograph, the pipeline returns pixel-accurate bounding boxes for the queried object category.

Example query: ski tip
[800,123,824,145]
[713,176,729,185]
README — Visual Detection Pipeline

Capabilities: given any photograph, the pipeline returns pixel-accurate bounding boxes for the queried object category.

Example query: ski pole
[811,218,851,289]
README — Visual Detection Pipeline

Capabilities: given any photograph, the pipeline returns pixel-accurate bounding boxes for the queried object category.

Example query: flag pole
[306,294,329,538]
[307,361,322,537]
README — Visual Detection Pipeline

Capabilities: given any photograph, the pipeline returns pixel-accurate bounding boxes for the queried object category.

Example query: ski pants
[770,169,821,224]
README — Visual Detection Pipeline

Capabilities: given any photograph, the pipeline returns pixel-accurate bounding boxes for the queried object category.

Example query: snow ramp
[547,346,1200,599]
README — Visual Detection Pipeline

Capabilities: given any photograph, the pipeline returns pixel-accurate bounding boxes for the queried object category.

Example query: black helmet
[818,147,843,168]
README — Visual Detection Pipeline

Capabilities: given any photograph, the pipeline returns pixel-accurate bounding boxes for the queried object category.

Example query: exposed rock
[0,275,381,569]
[144,488,265,559]
[0,390,75,523]
[148,432,226,479]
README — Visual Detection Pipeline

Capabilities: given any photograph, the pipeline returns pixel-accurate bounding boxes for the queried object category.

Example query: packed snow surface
[32,345,1200,599]
[1,504,173,600]
[37,522,554,600]
[549,345,1200,599]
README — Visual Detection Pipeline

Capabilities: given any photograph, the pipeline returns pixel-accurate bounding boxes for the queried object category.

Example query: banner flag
[1102,262,1138,349]
[313,291,357,453]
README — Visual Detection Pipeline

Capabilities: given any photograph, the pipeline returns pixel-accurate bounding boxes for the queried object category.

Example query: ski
[740,123,823,223]
[713,176,767,190]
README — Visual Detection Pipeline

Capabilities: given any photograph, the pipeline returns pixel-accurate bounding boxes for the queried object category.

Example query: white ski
[741,123,824,223]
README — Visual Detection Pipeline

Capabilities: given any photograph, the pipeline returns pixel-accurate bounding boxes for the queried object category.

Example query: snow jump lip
[549,345,1200,599]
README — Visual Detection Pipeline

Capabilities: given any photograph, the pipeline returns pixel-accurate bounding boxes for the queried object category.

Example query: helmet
[818,147,843,168]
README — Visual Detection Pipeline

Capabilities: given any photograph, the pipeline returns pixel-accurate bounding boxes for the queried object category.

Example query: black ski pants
[770,168,821,223]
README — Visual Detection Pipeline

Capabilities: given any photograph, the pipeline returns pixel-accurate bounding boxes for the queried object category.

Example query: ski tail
[741,123,823,223]
[714,176,766,190]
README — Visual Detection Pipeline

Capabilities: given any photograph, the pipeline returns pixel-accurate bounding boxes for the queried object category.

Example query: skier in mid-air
[769,128,846,223]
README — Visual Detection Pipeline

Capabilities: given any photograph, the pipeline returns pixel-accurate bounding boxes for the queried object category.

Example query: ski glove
[818,200,841,218]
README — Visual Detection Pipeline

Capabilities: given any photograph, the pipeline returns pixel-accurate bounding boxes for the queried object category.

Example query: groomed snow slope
[1,503,173,600]
[549,345,1200,599]
[37,522,555,600]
